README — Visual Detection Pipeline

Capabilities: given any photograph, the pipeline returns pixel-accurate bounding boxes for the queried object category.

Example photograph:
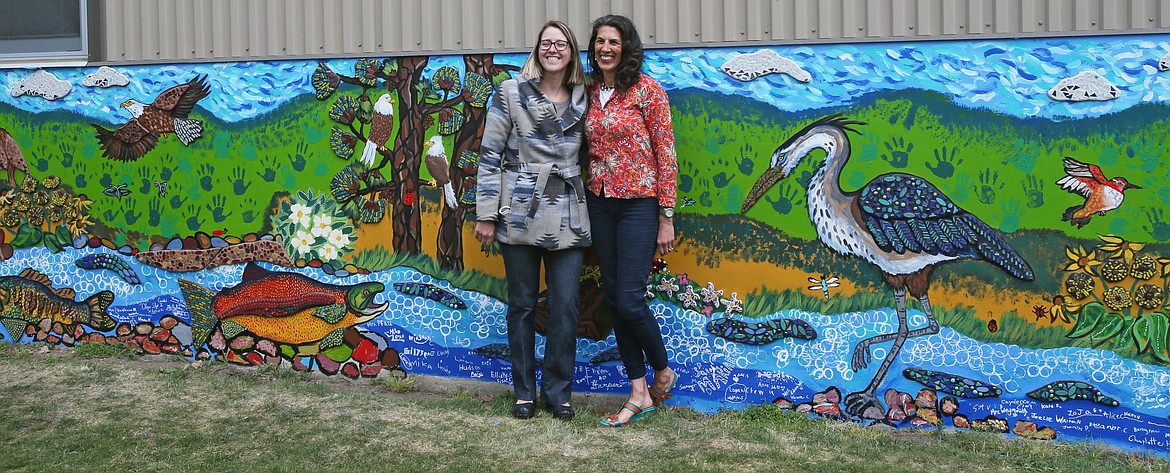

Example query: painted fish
[1026,380,1119,407]
[903,368,1002,398]
[393,282,467,310]
[473,343,510,361]
[179,263,386,350]
[589,345,624,364]
[75,253,142,285]
[0,268,115,338]
[705,317,817,345]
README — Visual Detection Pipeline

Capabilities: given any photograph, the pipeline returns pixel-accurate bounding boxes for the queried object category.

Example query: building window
[0,0,88,64]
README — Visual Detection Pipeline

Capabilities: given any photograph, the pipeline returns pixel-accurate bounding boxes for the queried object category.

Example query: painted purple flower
[700,305,715,317]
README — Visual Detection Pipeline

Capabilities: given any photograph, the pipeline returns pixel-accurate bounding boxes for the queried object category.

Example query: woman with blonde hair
[475,20,589,421]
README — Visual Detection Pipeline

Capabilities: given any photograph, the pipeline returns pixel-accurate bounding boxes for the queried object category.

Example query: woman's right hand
[474,221,497,246]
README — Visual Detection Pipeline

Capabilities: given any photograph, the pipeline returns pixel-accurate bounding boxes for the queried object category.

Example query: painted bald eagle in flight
[91,75,212,161]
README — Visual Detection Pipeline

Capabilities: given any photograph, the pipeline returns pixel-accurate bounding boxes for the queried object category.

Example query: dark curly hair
[586,14,643,90]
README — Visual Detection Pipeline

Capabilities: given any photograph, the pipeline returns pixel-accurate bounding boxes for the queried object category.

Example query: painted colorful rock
[179,263,386,351]
[1026,380,1119,407]
[75,253,142,284]
[903,368,1002,398]
[705,317,817,345]
[393,282,467,310]
[0,268,115,339]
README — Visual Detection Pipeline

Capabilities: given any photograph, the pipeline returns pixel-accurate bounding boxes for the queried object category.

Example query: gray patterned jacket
[476,77,590,250]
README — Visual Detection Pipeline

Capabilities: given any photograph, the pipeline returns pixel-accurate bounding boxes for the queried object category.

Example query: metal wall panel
[91,0,1170,65]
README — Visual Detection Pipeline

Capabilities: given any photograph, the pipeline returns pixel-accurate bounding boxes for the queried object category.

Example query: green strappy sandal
[599,401,655,427]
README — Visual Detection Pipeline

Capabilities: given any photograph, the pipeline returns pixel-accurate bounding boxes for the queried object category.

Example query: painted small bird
[92,75,212,161]
[360,94,395,167]
[423,135,457,209]
[1056,157,1140,228]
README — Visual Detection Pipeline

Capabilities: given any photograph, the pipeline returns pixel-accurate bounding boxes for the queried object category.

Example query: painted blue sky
[2,34,1168,123]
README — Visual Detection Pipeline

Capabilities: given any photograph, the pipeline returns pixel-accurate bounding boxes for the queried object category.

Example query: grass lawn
[1,343,1166,472]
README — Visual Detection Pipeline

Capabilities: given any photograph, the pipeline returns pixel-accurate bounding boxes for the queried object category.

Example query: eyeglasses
[539,40,569,51]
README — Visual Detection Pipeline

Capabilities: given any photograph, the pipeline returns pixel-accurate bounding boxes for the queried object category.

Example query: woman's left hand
[657,216,675,256]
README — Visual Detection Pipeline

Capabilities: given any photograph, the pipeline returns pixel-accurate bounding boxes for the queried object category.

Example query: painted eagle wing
[369,110,393,147]
[152,75,211,118]
[91,121,160,162]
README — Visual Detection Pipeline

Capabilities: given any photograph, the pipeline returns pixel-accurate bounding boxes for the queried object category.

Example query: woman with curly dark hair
[584,14,679,427]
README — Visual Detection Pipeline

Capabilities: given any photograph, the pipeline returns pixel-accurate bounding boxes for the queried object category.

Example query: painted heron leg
[851,291,940,370]
[845,291,941,420]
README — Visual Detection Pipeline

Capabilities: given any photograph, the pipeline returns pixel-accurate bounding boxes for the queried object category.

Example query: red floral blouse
[585,73,678,208]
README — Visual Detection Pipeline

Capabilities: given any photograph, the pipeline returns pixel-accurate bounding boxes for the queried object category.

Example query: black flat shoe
[551,404,574,421]
[512,402,536,419]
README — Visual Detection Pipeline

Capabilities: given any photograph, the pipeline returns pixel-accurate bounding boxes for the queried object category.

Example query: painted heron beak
[740,165,786,213]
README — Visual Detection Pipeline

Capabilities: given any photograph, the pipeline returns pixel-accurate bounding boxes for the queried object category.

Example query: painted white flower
[319,244,339,261]
[327,228,351,248]
[289,203,313,228]
[311,214,332,238]
[293,229,315,255]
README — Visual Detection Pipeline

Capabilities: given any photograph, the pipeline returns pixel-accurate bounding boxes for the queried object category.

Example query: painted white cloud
[10,70,72,101]
[721,49,812,83]
[1047,70,1120,102]
[82,66,130,88]
[1159,51,1169,72]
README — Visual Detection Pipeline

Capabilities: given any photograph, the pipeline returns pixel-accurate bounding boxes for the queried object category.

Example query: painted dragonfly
[807,274,840,300]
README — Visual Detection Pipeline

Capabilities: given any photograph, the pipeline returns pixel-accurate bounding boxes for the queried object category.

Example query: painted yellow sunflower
[1098,234,1144,265]
[1064,246,1102,273]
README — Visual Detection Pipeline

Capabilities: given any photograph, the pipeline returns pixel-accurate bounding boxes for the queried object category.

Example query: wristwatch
[659,206,675,218]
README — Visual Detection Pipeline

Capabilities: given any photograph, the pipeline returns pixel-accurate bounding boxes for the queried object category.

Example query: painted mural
[2,33,1170,455]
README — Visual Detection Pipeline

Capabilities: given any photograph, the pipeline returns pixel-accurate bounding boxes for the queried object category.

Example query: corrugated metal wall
[93,0,1170,63]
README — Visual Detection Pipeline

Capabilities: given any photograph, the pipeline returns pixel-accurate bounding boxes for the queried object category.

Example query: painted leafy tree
[1059,234,1170,362]
[312,55,514,271]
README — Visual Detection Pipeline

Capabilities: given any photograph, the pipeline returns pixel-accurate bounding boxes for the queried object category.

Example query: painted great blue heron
[741,114,1035,420]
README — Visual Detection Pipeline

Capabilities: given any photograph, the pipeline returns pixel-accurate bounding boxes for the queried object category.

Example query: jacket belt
[503,162,587,234]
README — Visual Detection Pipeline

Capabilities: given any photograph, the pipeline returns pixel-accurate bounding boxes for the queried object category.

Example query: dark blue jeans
[500,243,584,406]
[586,191,668,380]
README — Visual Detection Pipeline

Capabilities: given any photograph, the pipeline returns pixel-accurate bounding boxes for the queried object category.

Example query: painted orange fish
[179,263,386,350]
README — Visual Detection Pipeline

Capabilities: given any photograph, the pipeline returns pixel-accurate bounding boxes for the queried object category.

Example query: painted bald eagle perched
[360,94,394,167]
[92,75,212,161]
[424,135,457,209]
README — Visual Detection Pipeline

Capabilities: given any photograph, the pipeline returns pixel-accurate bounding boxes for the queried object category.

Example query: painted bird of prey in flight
[92,75,212,161]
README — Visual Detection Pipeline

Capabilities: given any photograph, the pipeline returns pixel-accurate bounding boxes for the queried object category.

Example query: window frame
[0,0,90,66]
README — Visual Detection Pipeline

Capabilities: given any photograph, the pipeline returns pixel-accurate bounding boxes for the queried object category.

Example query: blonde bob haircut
[519,20,586,87]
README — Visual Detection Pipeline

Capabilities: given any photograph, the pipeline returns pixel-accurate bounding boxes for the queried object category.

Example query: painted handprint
[712,172,730,188]
[185,204,203,232]
[58,142,74,169]
[169,194,188,210]
[259,155,278,183]
[764,183,802,215]
[947,171,972,203]
[997,198,1022,233]
[230,167,252,195]
[198,163,215,191]
[290,142,309,172]
[208,195,232,223]
[1126,137,1164,173]
[148,198,162,227]
[124,206,142,226]
[138,167,153,194]
[977,168,1004,204]
[880,137,913,169]
[857,130,880,164]
[926,146,962,179]
[1009,139,1039,173]
[1021,174,1044,208]
[735,143,755,175]
[1143,207,1170,242]
[241,197,258,223]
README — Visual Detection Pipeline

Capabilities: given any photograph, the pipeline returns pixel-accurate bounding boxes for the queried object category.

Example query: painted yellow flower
[1098,234,1144,265]
[1159,257,1170,278]
[1064,246,1101,272]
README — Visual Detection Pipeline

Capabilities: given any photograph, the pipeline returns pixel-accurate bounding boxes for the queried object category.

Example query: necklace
[599,83,614,91]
